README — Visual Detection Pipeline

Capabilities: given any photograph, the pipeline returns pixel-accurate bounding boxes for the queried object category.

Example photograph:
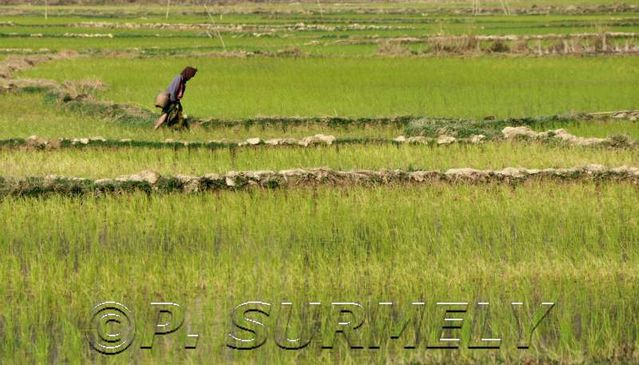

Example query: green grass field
[3,183,639,363]
[3,93,639,141]
[0,93,406,140]
[2,2,639,364]
[1,141,638,178]
[21,56,639,119]
[2,1,638,57]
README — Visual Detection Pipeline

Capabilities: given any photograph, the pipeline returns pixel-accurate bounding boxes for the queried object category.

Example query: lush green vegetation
[0,93,405,140]
[2,183,639,363]
[4,93,639,142]
[1,142,637,178]
[21,56,639,119]
[1,2,638,57]
[2,2,639,364]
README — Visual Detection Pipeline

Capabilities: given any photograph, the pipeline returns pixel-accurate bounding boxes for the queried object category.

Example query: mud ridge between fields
[4,125,639,151]
[2,165,639,197]
[2,32,638,58]
[376,32,639,56]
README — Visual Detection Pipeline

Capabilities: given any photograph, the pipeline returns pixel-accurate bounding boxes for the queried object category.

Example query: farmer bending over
[154,66,198,130]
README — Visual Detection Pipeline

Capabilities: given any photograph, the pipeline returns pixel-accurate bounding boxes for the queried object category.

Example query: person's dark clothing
[163,101,188,129]
[163,74,189,129]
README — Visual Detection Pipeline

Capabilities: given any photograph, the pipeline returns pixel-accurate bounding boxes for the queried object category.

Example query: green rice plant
[2,4,639,58]
[21,56,639,119]
[1,183,639,363]
[1,142,637,178]
[0,93,405,140]
[532,119,639,140]
[1,4,638,364]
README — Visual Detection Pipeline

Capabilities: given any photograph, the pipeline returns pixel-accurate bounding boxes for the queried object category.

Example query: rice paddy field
[1,1,639,364]
[21,56,639,119]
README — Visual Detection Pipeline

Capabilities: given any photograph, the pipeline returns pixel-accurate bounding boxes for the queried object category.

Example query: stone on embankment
[552,129,606,146]
[469,134,486,144]
[436,135,456,145]
[117,170,160,184]
[264,138,281,146]
[280,168,311,178]
[502,126,614,147]
[94,178,114,186]
[408,171,440,182]
[496,167,528,178]
[246,137,262,145]
[26,135,46,147]
[502,126,541,139]
[298,134,336,146]
[406,136,430,144]
[69,138,90,145]
[583,164,607,174]
[264,138,292,146]
[610,166,639,177]
[318,134,336,144]
[176,175,201,192]
[445,168,489,181]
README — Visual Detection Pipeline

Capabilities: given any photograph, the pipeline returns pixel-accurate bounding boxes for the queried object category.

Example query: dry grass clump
[376,40,413,56]
[392,33,639,56]
[0,51,78,79]
[429,35,479,54]
[61,79,106,99]
[0,55,50,79]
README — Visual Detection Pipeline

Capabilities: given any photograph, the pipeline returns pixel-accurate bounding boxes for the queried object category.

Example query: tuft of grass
[404,114,584,138]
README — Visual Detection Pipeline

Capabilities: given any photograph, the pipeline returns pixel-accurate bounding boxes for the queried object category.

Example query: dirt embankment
[7,122,639,152]
[2,165,639,197]
[376,33,639,56]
